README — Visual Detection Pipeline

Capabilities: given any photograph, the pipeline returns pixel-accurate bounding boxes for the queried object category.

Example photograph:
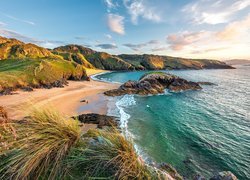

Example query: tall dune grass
[66,128,162,179]
[0,106,177,180]
[0,107,81,180]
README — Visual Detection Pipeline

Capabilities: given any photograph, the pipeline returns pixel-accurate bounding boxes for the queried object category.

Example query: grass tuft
[0,107,81,180]
[66,128,159,179]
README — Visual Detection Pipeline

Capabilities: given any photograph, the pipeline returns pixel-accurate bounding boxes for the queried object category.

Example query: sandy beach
[0,69,119,120]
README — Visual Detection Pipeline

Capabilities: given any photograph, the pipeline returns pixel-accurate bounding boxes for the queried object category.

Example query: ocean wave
[91,72,122,84]
[115,95,136,131]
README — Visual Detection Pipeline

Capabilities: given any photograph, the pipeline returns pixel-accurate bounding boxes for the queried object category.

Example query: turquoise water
[95,66,250,179]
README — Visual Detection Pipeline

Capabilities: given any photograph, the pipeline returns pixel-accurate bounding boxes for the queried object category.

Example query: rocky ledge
[73,113,118,129]
[104,72,213,96]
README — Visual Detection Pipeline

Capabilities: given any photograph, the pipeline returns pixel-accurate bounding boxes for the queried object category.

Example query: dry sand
[0,70,119,120]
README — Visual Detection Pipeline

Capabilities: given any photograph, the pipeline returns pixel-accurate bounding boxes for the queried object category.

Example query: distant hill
[53,45,134,70]
[0,36,59,60]
[119,54,234,70]
[225,59,250,65]
[53,45,234,71]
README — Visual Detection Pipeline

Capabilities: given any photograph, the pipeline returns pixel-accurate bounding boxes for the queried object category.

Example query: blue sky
[0,0,250,60]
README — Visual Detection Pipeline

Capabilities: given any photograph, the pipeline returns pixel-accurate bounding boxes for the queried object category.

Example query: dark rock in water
[183,158,192,164]
[74,113,118,128]
[194,174,206,180]
[104,72,203,96]
[158,163,183,180]
[80,99,88,103]
[210,171,237,180]
[198,82,216,85]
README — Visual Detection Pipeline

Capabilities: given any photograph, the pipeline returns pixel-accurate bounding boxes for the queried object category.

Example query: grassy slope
[0,58,86,90]
[53,45,135,70]
[0,37,88,92]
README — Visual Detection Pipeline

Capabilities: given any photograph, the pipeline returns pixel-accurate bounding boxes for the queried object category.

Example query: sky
[0,0,250,60]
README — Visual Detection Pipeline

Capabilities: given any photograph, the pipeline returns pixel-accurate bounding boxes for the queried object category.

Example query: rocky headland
[104,72,213,96]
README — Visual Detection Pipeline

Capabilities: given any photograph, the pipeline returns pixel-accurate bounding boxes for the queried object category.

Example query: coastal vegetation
[0,106,181,179]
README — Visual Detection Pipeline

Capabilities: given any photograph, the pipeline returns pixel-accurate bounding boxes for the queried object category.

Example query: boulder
[105,72,205,96]
[158,163,183,180]
[0,88,14,96]
[210,171,238,180]
[73,113,118,128]
[194,174,206,180]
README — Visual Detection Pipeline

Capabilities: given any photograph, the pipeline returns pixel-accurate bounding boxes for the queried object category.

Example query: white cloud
[183,0,250,24]
[167,31,210,51]
[104,0,117,9]
[105,34,112,39]
[166,14,250,59]
[0,22,6,27]
[1,12,35,25]
[123,0,161,24]
[96,43,118,49]
[0,29,64,48]
[123,40,161,51]
[107,14,125,35]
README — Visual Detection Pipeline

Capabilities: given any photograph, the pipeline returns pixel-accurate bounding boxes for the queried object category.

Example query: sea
[94,65,250,179]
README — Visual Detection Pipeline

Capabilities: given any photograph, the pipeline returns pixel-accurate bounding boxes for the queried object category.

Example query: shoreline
[0,69,118,120]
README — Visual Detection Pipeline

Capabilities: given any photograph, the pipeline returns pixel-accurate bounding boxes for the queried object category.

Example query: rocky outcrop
[104,72,203,96]
[210,171,238,180]
[74,113,118,128]
[158,163,183,180]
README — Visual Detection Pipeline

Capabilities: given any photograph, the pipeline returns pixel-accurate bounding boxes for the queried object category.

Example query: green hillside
[118,54,234,70]
[54,45,135,70]
[0,58,86,93]
[0,37,88,94]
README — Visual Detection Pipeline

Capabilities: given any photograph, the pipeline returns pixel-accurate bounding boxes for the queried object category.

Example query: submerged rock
[74,113,118,128]
[104,72,204,96]
[197,82,216,86]
[210,171,238,180]
[194,174,206,180]
[158,163,183,180]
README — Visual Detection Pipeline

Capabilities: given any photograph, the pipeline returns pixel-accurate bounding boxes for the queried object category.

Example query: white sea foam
[90,71,112,81]
[115,95,136,130]
[91,71,122,84]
